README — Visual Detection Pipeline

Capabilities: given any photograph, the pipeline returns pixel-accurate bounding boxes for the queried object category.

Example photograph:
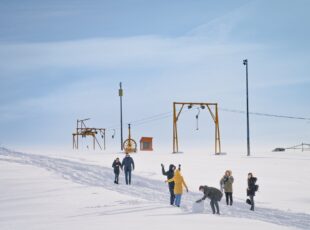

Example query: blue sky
[0,0,309,153]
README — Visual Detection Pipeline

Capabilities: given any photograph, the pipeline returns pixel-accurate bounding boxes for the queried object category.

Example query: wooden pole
[104,129,106,150]
[76,120,79,149]
[173,103,176,153]
[215,104,221,154]
[93,135,95,150]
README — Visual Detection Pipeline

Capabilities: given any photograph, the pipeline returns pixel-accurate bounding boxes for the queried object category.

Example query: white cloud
[0,35,262,73]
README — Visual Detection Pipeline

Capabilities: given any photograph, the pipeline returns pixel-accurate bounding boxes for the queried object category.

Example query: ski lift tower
[172,102,221,155]
[72,118,106,150]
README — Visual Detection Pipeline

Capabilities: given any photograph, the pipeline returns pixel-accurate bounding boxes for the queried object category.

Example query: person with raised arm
[165,168,188,207]
[161,163,176,205]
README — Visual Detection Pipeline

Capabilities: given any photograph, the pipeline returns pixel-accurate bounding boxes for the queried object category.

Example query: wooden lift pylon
[72,118,106,150]
[173,102,221,155]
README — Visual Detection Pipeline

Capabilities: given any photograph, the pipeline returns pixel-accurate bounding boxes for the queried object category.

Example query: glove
[196,199,202,203]
[161,163,164,167]
[186,188,189,192]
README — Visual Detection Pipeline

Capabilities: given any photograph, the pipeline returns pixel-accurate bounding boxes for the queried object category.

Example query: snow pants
[175,194,182,207]
[225,192,233,205]
[169,184,175,205]
[249,195,255,210]
[124,169,132,185]
[114,172,119,184]
[210,198,220,214]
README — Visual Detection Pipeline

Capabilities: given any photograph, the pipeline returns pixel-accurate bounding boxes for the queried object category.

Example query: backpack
[254,184,259,192]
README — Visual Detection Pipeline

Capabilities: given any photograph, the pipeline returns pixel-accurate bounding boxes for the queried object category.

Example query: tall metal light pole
[119,82,124,151]
[243,59,251,156]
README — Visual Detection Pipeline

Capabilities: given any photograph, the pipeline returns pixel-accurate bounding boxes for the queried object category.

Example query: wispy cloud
[0,36,261,72]
[187,1,249,41]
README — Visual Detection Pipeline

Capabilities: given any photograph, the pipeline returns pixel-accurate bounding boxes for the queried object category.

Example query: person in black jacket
[161,163,176,205]
[112,157,122,184]
[196,185,223,214]
[122,152,135,185]
[247,172,258,211]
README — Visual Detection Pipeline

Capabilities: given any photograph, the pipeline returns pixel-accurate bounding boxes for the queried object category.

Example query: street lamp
[119,82,124,151]
[243,59,250,156]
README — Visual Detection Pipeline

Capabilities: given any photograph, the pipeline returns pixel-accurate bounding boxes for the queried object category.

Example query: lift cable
[220,108,310,121]
[104,107,310,131]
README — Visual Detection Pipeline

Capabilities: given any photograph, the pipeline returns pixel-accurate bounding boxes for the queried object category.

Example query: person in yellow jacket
[166,169,188,207]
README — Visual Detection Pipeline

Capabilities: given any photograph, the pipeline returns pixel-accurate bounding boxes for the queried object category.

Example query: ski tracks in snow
[0,148,309,229]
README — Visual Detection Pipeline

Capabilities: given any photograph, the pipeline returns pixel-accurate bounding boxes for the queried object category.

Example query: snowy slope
[0,147,310,230]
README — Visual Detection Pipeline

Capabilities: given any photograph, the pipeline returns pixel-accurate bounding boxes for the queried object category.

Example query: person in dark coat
[161,163,176,205]
[247,172,258,211]
[112,157,122,184]
[121,152,135,185]
[196,185,223,214]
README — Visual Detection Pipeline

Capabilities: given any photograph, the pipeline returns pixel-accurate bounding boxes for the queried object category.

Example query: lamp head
[243,59,248,65]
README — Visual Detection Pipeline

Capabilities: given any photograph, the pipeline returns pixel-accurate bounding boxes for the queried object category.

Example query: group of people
[112,154,258,214]
[112,152,135,185]
[161,164,258,214]
[162,164,188,207]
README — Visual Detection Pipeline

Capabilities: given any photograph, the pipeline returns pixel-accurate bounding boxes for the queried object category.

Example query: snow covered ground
[0,147,310,230]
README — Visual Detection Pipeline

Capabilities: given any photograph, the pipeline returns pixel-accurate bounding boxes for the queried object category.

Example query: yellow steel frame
[173,102,221,154]
[123,124,137,153]
[72,119,106,150]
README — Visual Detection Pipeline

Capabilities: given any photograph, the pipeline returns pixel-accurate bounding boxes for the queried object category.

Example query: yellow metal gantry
[123,124,137,153]
[173,102,221,155]
[72,119,106,150]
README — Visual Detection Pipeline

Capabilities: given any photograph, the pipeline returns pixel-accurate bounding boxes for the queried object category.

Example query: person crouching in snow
[161,163,176,205]
[165,169,188,207]
[196,185,223,214]
[112,157,122,184]
[220,170,234,205]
